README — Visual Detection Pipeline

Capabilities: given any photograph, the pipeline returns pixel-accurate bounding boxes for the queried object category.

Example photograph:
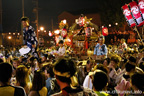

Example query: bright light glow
[49,31,53,36]
[115,22,118,25]
[13,33,15,35]
[75,19,78,24]
[54,30,60,34]
[63,19,67,24]
[8,36,12,39]
[40,27,44,31]
[102,26,104,28]
[18,33,20,35]
[9,32,11,35]
[44,30,46,33]
[109,24,111,27]
[68,39,71,42]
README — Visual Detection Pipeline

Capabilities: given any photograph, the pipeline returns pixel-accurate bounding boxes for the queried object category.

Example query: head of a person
[93,70,108,91]
[133,44,137,49]
[133,50,138,57]
[86,60,93,70]
[53,58,77,85]
[12,58,20,69]
[125,62,136,72]
[28,56,35,66]
[125,56,136,72]
[32,70,46,91]
[41,54,48,63]
[13,47,16,51]
[0,58,3,63]
[58,40,64,47]
[98,36,105,44]
[121,38,125,43]
[42,64,54,78]
[103,58,110,67]
[96,64,109,74]
[21,17,30,27]
[110,55,121,68]
[139,62,144,72]
[16,65,29,87]
[131,72,144,91]
[0,63,12,84]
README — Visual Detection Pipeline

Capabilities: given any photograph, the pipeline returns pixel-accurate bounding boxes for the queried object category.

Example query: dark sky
[2,0,100,33]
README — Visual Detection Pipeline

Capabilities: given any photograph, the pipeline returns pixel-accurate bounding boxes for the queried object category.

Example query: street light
[8,36,12,40]
[115,22,118,26]
[44,30,46,33]
[109,24,111,27]
[40,27,44,31]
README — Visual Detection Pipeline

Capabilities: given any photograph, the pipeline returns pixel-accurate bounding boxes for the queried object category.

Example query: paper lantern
[78,17,85,27]
[138,0,144,19]
[122,4,136,27]
[61,29,67,38]
[85,27,92,37]
[49,31,53,37]
[102,27,108,36]
[129,1,144,27]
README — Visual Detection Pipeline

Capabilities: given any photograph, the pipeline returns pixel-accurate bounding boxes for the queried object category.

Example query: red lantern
[78,17,85,27]
[129,1,144,27]
[122,4,136,27]
[102,27,108,36]
[61,29,67,38]
[138,0,144,19]
[85,27,92,37]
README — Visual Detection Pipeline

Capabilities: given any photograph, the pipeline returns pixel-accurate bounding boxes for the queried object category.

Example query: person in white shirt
[58,40,66,57]
[121,38,127,50]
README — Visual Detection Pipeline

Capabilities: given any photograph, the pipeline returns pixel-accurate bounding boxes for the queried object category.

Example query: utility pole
[0,0,2,45]
[22,0,24,17]
[32,0,39,39]
[36,0,39,39]
[51,19,53,32]
[21,0,24,45]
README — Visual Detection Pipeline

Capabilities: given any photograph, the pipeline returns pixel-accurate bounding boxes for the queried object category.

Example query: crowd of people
[0,36,144,96]
[0,17,144,96]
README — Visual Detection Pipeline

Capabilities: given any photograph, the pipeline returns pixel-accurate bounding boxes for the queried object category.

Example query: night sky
[2,0,131,33]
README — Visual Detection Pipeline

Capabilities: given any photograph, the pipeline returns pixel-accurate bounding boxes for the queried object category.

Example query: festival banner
[138,0,144,19]
[129,1,144,27]
[122,4,136,27]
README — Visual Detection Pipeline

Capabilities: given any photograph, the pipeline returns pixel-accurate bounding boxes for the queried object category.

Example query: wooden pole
[134,26,143,45]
